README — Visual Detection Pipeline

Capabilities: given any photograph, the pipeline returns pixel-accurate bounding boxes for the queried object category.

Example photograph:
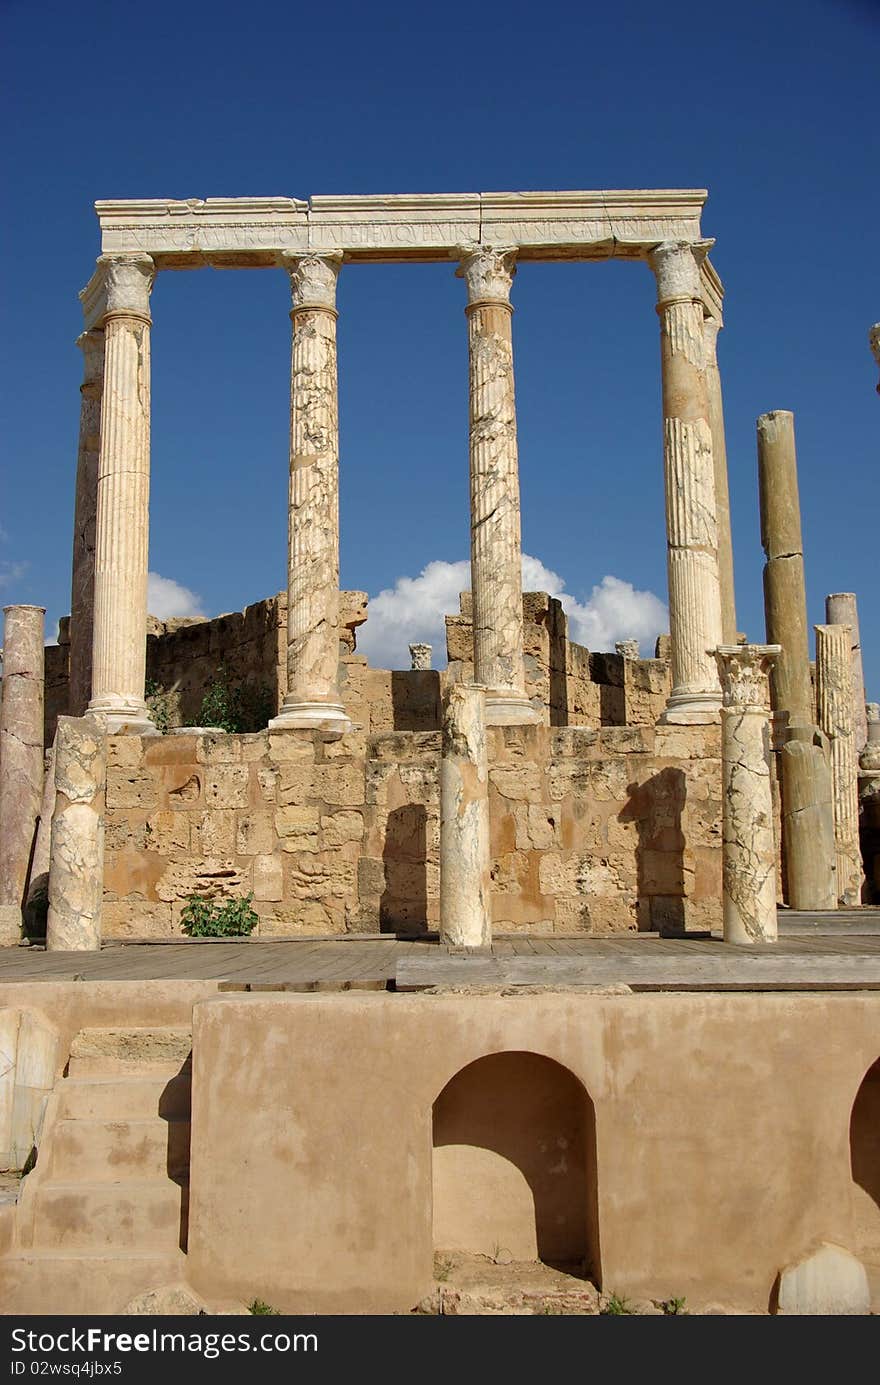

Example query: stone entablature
[94,190,710,267]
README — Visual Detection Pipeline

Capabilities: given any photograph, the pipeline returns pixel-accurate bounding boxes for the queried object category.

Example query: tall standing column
[69,328,104,717]
[457,247,538,726]
[815,624,864,905]
[825,593,867,754]
[83,254,156,735]
[649,241,723,722]
[439,683,492,949]
[0,606,45,942]
[714,645,780,944]
[270,253,350,732]
[46,713,107,951]
[703,314,737,644]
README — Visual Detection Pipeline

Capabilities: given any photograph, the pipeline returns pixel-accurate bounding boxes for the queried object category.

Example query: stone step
[0,1250,187,1316]
[48,1117,191,1182]
[67,1027,192,1077]
[57,1074,191,1120]
[31,1180,188,1252]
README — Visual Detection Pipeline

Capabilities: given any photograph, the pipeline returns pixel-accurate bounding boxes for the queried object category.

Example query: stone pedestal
[69,329,104,717]
[780,725,837,910]
[458,247,538,727]
[46,714,107,951]
[270,253,350,733]
[815,624,864,905]
[825,593,867,754]
[0,606,45,943]
[82,255,156,735]
[439,684,492,949]
[409,643,432,671]
[650,242,723,723]
[714,645,780,944]
[757,410,813,729]
[703,315,737,644]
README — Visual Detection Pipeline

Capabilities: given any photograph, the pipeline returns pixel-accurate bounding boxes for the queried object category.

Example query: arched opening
[850,1056,880,1261]
[432,1051,600,1281]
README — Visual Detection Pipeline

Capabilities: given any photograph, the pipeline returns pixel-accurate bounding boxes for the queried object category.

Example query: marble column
[270,253,350,732]
[870,324,880,395]
[46,713,107,951]
[714,645,780,944]
[68,328,104,717]
[815,624,864,905]
[779,725,837,910]
[457,247,538,726]
[757,410,813,729]
[83,254,156,735]
[649,241,723,722]
[703,314,737,644]
[0,606,45,943]
[825,593,867,754]
[439,683,492,950]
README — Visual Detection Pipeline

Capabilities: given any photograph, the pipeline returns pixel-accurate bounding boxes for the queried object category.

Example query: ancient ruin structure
[816,624,864,905]
[0,607,44,943]
[826,593,868,754]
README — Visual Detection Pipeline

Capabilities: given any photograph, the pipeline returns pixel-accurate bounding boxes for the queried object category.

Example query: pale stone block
[106,766,158,810]
[203,766,250,809]
[194,811,236,856]
[11,1010,58,1167]
[489,765,544,802]
[268,731,317,762]
[777,1244,869,1316]
[107,736,145,768]
[312,763,364,807]
[0,1010,20,1164]
[252,855,283,903]
[319,811,364,848]
[196,733,242,765]
[155,860,248,904]
[276,764,313,807]
[235,811,276,856]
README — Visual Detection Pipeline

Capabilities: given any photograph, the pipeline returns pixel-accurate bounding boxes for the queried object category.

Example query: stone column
[825,593,867,754]
[46,713,107,951]
[457,247,538,726]
[649,241,723,722]
[0,606,45,943]
[82,254,156,735]
[870,324,880,395]
[68,328,104,717]
[703,315,737,644]
[409,643,432,671]
[815,624,864,905]
[270,253,350,732]
[439,683,492,949]
[860,705,880,904]
[714,645,780,944]
[780,725,837,910]
[757,411,813,729]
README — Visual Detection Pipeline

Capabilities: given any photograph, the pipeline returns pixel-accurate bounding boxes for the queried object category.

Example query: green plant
[198,666,273,734]
[602,1291,633,1315]
[180,893,259,938]
[662,1296,688,1315]
[145,678,173,733]
[248,1299,279,1315]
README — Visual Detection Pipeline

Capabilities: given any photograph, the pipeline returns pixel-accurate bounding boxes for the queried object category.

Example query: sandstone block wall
[101,722,721,939]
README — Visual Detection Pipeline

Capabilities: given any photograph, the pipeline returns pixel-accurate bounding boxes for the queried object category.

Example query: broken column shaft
[439,683,492,950]
[0,605,45,943]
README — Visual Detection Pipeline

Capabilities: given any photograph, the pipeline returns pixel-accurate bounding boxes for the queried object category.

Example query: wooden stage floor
[1,911,880,991]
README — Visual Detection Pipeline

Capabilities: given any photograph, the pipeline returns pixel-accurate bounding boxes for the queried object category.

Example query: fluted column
[270,253,350,732]
[714,645,780,944]
[457,247,538,726]
[69,328,104,717]
[82,254,156,735]
[703,315,737,643]
[0,606,45,942]
[815,623,864,905]
[825,593,867,754]
[650,241,723,723]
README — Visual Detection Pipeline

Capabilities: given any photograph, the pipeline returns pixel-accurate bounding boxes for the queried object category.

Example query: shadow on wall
[380,804,428,934]
[850,1056,880,1263]
[620,767,687,934]
[432,1051,601,1281]
[390,671,442,731]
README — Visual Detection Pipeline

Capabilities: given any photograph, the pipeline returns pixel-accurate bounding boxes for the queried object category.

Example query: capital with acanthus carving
[649,240,710,308]
[79,254,155,329]
[456,245,517,306]
[713,644,780,710]
[282,251,343,312]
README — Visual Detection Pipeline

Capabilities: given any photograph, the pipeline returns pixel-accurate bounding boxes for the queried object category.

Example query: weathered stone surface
[123,1284,207,1315]
[780,727,837,910]
[155,860,248,904]
[47,713,107,950]
[0,607,45,939]
[275,805,320,851]
[825,593,867,754]
[252,854,283,902]
[203,767,249,810]
[776,1244,870,1316]
[815,624,863,905]
[703,314,737,644]
[409,643,432,670]
[440,685,491,948]
[69,329,103,718]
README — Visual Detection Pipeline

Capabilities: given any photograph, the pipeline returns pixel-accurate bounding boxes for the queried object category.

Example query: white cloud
[0,559,29,590]
[147,571,206,621]
[357,555,668,670]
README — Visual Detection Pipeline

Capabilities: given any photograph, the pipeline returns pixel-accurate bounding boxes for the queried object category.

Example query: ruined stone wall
[101,722,721,939]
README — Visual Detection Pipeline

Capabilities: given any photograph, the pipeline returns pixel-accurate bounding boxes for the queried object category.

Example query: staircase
[0,1027,192,1315]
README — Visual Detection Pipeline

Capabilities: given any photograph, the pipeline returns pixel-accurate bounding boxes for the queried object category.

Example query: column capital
[282,251,342,312]
[76,328,105,390]
[714,644,780,709]
[649,239,711,307]
[80,254,155,330]
[456,245,517,306]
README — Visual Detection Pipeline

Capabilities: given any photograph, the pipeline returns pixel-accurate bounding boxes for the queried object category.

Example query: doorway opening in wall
[850,1055,880,1268]
[432,1050,601,1294]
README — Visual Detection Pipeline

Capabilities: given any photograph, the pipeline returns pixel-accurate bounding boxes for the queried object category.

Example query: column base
[484,694,543,727]
[87,696,157,736]
[660,688,722,725]
[269,700,352,734]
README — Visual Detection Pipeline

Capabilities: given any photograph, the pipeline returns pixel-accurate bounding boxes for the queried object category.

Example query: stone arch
[431,1050,600,1281]
[850,1055,880,1262]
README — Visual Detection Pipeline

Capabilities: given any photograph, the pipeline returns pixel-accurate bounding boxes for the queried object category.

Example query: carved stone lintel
[456,246,517,305]
[283,251,342,311]
[714,644,780,710]
[649,240,703,306]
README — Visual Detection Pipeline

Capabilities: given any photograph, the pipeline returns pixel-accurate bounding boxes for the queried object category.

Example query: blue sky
[2,0,878,691]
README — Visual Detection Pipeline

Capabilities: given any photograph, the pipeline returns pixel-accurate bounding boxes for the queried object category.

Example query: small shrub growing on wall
[145,678,174,733]
[198,666,273,734]
[180,893,259,938]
